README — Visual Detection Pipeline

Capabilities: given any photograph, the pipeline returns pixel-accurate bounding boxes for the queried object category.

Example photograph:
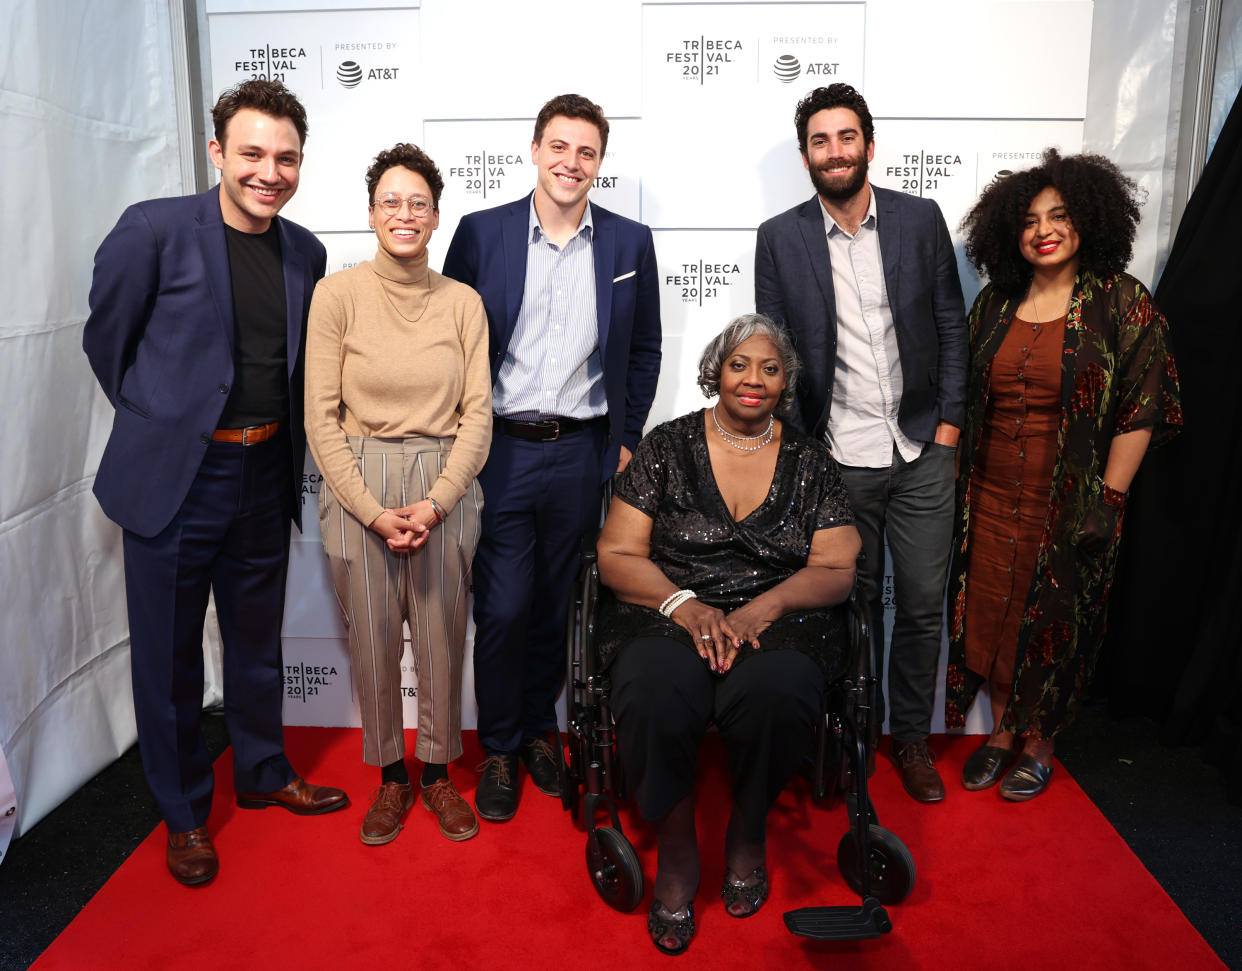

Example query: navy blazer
[441,193,662,478]
[754,186,966,441]
[84,186,327,537]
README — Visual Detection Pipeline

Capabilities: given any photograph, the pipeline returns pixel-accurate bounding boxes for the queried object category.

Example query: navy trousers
[471,423,606,754]
[122,434,296,832]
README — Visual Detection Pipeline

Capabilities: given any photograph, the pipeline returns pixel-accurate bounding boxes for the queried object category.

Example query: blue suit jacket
[754,186,966,440]
[441,193,662,477]
[84,186,327,537]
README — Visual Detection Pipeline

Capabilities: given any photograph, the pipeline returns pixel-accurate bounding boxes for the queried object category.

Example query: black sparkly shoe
[721,864,769,918]
[648,898,695,955]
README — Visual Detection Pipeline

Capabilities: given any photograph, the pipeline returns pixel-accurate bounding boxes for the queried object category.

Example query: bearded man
[754,83,966,804]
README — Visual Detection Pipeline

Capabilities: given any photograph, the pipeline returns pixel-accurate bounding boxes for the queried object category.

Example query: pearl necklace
[712,406,774,452]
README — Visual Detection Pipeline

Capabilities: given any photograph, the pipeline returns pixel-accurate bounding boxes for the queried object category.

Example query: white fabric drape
[0,0,183,840]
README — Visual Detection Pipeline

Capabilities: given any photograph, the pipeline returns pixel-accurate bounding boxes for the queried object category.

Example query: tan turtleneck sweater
[305,246,492,528]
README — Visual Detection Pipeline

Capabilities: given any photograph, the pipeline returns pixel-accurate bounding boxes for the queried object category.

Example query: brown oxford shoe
[235,776,349,815]
[361,782,415,845]
[166,826,218,886]
[890,738,946,803]
[421,778,479,841]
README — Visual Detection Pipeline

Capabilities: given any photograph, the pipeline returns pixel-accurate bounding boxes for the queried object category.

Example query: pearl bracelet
[659,589,697,617]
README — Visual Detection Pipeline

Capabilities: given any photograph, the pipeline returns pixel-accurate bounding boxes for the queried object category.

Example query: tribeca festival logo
[333,40,401,88]
[665,259,741,306]
[884,151,965,197]
[233,45,309,82]
[663,36,745,84]
[447,149,525,199]
[285,662,339,702]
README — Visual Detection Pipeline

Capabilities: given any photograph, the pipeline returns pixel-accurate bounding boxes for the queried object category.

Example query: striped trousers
[320,436,482,767]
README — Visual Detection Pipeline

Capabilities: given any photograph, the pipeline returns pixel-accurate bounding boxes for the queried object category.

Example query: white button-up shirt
[821,191,922,467]
[493,199,605,419]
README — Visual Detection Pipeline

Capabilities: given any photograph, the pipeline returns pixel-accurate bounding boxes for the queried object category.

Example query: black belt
[493,415,605,442]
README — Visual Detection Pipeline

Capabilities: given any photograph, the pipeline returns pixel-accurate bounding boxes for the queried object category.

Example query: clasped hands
[368,500,439,553]
[669,597,777,674]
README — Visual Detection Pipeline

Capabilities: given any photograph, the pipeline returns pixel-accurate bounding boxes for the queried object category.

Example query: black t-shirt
[218,222,289,428]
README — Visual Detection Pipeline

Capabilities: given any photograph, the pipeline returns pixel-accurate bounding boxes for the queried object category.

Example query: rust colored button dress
[964,313,1066,690]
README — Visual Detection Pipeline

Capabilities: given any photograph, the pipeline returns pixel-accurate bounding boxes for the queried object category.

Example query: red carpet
[34,730,1223,970]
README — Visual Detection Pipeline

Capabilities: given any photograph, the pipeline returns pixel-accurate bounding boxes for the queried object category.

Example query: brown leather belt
[212,420,281,445]
[493,415,605,442]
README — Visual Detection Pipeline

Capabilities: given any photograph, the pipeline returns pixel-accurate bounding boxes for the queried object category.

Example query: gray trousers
[837,442,955,740]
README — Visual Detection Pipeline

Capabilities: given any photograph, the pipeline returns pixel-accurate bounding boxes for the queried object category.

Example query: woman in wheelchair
[595,314,862,954]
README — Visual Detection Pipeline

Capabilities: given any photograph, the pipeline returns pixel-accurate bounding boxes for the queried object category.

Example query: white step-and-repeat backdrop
[203,0,1093,734]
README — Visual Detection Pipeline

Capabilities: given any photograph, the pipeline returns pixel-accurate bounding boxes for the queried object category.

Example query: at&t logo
[337,60,362,88]
[335,59,401,88]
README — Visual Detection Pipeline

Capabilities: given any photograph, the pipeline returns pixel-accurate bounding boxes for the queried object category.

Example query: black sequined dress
[596,410,854,678]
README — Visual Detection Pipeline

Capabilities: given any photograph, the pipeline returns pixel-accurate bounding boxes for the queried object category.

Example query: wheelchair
[558,540,917,941]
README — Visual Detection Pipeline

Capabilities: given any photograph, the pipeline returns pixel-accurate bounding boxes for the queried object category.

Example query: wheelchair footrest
[782,897,892,940]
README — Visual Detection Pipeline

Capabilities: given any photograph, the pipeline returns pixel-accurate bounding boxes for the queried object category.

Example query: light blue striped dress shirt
[492,199,605,420]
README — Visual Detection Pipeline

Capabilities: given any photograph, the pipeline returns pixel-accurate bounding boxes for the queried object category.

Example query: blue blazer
[84,186,326,537]
[441,193,662,477]
[755,186,967,440]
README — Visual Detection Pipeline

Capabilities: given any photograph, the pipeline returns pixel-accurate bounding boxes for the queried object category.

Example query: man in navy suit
[755,84,966,803]
[443,93,661,822]
[84,80,346,885]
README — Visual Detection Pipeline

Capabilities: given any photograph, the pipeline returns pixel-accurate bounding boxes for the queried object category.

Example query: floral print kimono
[945,271,1182,737]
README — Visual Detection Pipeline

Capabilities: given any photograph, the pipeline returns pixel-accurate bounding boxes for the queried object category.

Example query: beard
[809,154,869,202]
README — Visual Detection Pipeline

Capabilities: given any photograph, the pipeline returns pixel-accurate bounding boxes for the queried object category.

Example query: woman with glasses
[305,143,491,845]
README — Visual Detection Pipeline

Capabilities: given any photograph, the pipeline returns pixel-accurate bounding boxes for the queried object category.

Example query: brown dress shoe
[891,739,946,803]
[166,826,218,886]
[361,782,415,845]
[421,778,480,841]
[236,776,349,815]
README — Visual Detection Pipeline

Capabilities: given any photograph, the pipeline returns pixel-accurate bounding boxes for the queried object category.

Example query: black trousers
[610,637,824,838]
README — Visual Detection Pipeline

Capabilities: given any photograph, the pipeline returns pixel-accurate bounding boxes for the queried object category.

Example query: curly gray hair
[697,313,800,410]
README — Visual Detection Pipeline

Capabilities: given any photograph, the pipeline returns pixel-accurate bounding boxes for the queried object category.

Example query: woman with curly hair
[305,143,491,842]
[945,149,1182,800]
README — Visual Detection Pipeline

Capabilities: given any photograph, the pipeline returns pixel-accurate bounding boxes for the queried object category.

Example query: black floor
[0,705,1238,970]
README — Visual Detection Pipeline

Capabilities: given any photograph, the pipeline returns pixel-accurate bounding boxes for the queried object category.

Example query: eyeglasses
[373,194,435,217]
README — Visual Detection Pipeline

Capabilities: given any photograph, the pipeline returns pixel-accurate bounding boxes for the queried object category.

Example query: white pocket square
[612,270,636,283]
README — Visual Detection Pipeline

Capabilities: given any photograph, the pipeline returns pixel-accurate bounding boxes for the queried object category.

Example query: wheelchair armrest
[846,589,873,683]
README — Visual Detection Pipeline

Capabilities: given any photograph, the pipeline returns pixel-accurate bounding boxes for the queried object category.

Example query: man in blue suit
[443,93,662,822]
[84,80,346,885]
[755,84,966,803]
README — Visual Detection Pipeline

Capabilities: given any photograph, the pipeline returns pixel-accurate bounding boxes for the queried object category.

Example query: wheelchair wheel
[586,826,644,912]
[837,824,916,905]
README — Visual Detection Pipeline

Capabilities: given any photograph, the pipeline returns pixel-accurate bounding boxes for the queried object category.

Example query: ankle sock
[381,760,409,786]
[421,762,448,787]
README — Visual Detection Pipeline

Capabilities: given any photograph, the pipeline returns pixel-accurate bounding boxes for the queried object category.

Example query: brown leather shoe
[421,778,480,841]
[890,739,946,803]
[361,782,415,845]
[166,826,218,886]
[236,776,349,815]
